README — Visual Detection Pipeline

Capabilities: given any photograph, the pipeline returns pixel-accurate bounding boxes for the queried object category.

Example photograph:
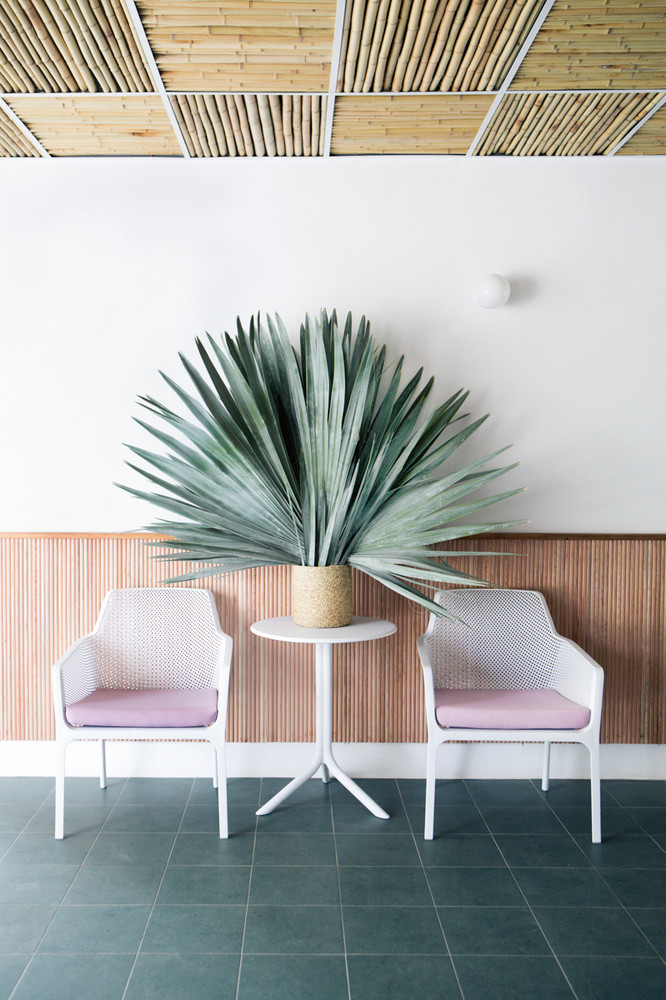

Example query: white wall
[1,155,664,532]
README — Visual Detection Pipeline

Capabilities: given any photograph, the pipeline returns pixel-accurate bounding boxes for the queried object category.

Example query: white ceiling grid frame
[466,0,558,157]
[608,91,666,155]
[0,96,51,157]
[121,0,191,157]
[324,0,350,157]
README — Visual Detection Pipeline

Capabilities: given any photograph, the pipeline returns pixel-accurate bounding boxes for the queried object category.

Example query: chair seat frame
[418,589,604,843]
[52,588,232,839]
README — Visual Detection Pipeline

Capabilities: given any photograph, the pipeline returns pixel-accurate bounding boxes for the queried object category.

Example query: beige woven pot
[291,565,353,628]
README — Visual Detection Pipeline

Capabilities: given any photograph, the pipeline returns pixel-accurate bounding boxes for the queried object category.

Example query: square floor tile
[467,780,546,806]
[64,863,166,905]
[494,835,591,868]
[38,904,150,954]
[512,868,621,908]
[625,808,666,835]
[237,954,349,1000]
[180,804,256,836]
[0,906,57,954]
[553,807,642,837]
[0,779,53,804]
[338,866,431,906]
[0,955,29,998]
[604,782,666,808]
[533,780,612,808]
[125,952,240,1000]
[417,834,506,868]
[398,778,473,807]
[600,868,666,908]
[157,865,250,905]
[255,804,333,834]
[26,802,113,835]
[480,806,567,835]
[253,833,337,867]
[259,778,331,808]
[406,805,488,836]
[249,866,340,905]
[0,803,43,833]
[141,904,245,953]
[83,831,175,867]
[575,835,666,868]
[330,779,404,812]
[9,953,134,1000]
[103,804,185,833]
[347,953,460,999]
[454,955,575,1000]
[0,866,79,905]
[191,778,260,808]
[535,906,657,957]
[425,866,525,907]
[439,905,550,955]
[116,778,194,807]
[343,905,447,955]
[45,778,124,805]
[1,830,97,866]
[628,909,666,958]
[332,805,409,835]
[243,904,343,955]
[169,833,254,866]
[335,834,420,867]
[0,834,17,859]
[561,955,666,1000]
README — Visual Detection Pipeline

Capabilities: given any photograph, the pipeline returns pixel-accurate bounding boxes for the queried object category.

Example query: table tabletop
[250,615,397,645]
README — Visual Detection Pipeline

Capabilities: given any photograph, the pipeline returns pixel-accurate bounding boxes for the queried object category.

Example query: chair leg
[424,741,438,841]
[541,741,551,792]
[212,744,218,789]
[100,740,107,790]
[55,741,66,840]
[589,742,602,844]
[215,742,228,839]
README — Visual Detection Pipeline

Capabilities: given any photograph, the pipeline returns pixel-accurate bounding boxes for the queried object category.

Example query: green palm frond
[118,309,524,616]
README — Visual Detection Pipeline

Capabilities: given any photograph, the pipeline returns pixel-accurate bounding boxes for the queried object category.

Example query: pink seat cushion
[65,688,218,728]
[434,688,591,730]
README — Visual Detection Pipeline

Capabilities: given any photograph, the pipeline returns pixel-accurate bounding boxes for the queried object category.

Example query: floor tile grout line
[233,777,267,1000]
[119,777,195,1000]
[461,778,582,1000]
[330,774,353,1000]
[399,780,467,1000]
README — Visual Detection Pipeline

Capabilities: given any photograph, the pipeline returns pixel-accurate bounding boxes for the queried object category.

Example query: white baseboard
[1,740,664,780]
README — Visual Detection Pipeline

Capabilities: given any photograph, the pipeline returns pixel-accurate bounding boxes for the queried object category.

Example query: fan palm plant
[120,310,522,620]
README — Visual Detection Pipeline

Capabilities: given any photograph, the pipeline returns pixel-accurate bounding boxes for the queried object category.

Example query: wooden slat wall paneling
[1,534,664,746]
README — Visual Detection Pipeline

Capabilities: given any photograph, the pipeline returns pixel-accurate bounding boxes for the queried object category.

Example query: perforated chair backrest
[92,588,223,690]
[428,589,562,691]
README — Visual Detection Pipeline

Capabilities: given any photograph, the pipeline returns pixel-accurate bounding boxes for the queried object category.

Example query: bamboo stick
[0,30,36,91]
[337,0,355,90]
[233,94,256,155]
[422,0,470,92]
[384,0,412,88]
[4,0,61,91]
[402,0,441,91]
[217,95,238,156]
[456,0,507,92]
[343,0,367,92]
[410,0,448,91]
[226,95,247,154]
[438,0,485,92]
[245,94,266,155]
[373,0,403,91]
[268,93,285,155]
[85,0,130,89]
[8,0,65,91]
[56,0,114,92]
[110,0,153,90]
[319,94,327,154]
[257,93,276,155]
[40,0,95,90]
[27,0,83,90]
[176,94,204,155]
[391,0,426,91]
[75,0,128,90]
[194,93,219,155]
[170,94,195,155]
[200,94,227,154]
[282,93,294,155]
[95,0,140,90]
[302,93,311,154]
[477,0,526,90]
[361,0,390,92]
[311,93,320,154]
[354,0,380,91]
[293,93,303,155]
[468,0,512,89]
[485,0,541,91]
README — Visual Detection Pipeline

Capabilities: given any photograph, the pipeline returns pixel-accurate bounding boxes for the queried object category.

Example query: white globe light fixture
[475,273,511,309]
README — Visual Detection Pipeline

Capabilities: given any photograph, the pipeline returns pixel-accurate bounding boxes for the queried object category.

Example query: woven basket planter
[291,565,353,628]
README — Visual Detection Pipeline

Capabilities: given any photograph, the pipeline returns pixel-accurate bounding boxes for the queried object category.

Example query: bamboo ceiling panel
[617,100,666,152]
[331,93,494,152]
[135,0,337,91]
[337,0,549,94]
[478,89,665,154]
[5,93,181,153]
[171,92,328,155]
[512,0,666,91]
[0,101,38,153]
[0,0,153,92]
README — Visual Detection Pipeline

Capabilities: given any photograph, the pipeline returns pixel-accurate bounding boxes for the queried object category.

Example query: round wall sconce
[475,274,511,309]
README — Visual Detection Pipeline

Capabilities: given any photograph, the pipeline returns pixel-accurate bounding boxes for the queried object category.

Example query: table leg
[256,641,389,819]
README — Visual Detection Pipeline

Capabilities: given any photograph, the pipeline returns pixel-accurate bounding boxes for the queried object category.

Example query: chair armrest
[52,635,99,716]
[553,637,604,727]
[417,634,438,722]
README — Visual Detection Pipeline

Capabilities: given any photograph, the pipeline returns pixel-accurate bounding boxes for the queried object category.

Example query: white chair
[52,587,233,839]
[417,589,604,843]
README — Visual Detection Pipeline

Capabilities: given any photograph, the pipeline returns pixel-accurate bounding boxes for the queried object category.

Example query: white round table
[251,615,397,819]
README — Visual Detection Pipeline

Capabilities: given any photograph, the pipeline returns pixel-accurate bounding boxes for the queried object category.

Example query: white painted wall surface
[0,155,664,532]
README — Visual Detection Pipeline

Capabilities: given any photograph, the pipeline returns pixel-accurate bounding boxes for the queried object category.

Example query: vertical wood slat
[1,534,664,745]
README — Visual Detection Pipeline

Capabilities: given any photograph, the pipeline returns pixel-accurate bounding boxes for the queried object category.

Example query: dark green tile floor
[1,776,665,999]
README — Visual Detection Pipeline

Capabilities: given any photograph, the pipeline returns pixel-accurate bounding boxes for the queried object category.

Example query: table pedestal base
[256,641,389,820]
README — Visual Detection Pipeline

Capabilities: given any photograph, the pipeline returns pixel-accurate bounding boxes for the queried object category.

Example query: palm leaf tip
[119,309,524,607]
